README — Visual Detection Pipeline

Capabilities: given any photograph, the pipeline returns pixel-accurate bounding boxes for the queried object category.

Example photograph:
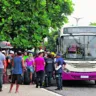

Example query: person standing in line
[45,53,55,87]
[9,51,26,93]
[55,53,66,90]
[6,50,14,83]
[34,50,45,88]
[51,52,56,65]
[23,51,29,61]
[0,47,6,92]
[26,53,34,84]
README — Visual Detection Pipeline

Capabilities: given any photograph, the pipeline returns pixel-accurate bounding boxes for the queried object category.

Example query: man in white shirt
[0,47,6,92]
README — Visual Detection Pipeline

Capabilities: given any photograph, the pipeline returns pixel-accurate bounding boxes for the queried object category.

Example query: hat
[27,50,31,52]
[2,50,6,53]
[29,53,33,57]
[56,53,61,56]
[17,51,22,55]
[38,49,44,54]
[51,52,55,55]
[10,50,14,54]
[51,52,56,57]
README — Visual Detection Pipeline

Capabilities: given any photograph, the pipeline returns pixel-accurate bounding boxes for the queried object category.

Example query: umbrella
[0,41,13,49]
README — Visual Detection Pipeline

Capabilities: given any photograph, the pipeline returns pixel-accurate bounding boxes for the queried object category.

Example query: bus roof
[63,26,96,28]
[60,26,96,37]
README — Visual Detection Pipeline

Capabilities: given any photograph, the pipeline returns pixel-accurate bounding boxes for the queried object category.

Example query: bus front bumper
[62,72,96,80]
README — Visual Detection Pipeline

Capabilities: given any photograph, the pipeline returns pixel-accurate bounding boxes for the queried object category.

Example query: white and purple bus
[57,26,96,84]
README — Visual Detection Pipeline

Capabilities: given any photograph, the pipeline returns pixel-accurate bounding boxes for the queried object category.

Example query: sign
[63,27,96,34]
[80,75,89,78]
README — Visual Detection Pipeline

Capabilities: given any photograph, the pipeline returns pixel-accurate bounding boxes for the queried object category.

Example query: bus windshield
[63,35,96,60]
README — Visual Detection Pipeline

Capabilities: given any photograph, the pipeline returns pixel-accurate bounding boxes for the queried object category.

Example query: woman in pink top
[26,53,34,84]
[35,50,45,88]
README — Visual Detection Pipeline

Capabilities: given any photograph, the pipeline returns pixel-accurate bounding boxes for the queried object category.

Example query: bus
[57,26,96,84]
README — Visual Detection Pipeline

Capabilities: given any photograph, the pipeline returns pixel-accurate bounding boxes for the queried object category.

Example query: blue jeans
[0,68,3,89]
[27,66,34,73]
[56,73,62,89]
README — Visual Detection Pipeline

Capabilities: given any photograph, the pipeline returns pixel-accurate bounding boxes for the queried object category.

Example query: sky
[66,0,96,26]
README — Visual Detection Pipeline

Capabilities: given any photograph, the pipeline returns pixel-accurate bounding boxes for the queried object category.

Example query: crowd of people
[0,47,66,93]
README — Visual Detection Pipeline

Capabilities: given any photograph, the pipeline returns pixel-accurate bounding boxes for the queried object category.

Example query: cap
[2,50,6,53]
[17,50,22,55]
[56,53,61,56]
[29,53,33,57]
[17,50,22,53]
[38,49,44,54]
[27,50,33,53]
[10,50,14,54]
[51,52,55,55]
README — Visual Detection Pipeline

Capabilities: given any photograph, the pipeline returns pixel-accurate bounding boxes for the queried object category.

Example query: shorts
[11,74,22,84]
[6,69,11,75]
[27,66,34,73]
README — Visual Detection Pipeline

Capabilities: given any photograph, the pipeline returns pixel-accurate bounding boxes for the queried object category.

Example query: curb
[41,88,63,96]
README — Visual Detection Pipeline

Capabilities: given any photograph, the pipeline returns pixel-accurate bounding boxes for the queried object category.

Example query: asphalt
[45,80,96,96]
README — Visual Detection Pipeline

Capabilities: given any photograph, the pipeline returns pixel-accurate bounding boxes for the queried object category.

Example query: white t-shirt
[0,52,5,69]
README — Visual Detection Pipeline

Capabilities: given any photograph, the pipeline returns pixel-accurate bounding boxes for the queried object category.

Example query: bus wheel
[95,80,96,85]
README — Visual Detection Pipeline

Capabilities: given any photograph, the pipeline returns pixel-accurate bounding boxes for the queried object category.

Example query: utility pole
[73,17,83,26]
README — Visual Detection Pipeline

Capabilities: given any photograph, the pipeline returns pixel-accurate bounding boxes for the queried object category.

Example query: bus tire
[95,80,96,85]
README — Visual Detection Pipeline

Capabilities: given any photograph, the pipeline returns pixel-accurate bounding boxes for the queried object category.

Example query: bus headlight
[64,68,70,73]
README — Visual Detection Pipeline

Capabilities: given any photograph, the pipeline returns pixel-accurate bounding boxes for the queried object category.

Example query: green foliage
[45,30,58,52]
[0,0,74,48]
[90,22,96,26]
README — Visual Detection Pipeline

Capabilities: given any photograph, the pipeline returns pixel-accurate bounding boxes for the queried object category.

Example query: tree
[0,0,74,48]
[90,22,96,26]
[45,30,58,52]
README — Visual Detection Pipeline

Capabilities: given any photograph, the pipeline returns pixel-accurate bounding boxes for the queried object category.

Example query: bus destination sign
[63,27,96,34]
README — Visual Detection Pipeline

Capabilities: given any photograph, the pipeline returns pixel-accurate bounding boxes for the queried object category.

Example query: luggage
[23,69,30,85]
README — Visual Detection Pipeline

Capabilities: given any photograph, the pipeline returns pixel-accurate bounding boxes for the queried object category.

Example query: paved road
[1,84,60,96]
[46,80,96,96]
[1,81,96,96]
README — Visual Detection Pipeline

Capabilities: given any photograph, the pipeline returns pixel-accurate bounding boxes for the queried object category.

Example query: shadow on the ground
[63,80,96,88]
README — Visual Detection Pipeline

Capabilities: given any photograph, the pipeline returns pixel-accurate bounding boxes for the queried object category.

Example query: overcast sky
[66,0,96,26]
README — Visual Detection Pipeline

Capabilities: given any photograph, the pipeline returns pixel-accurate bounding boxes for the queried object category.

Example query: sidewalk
[0,84,60,96]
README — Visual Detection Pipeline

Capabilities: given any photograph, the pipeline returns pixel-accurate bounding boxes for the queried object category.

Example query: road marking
[41,88,62,96]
